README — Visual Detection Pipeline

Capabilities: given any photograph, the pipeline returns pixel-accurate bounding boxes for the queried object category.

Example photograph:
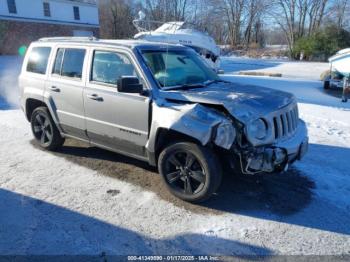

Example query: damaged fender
[146,99,236,157]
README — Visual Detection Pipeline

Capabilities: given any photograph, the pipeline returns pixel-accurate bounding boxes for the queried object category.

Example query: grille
[273,105,299,140]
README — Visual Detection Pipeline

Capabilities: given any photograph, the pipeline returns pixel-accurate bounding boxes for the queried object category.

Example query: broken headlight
[247,118,268,140]
[214,122,236,149]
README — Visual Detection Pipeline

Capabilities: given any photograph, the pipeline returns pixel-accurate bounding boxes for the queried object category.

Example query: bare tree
[99,0,136,39]
[327,0,349,29]
[144,0,190,22]
[188,0,228,44]
[307,0,329,35]
[221,0,245,46]
[271,0,330,56]
[243,0,270,47]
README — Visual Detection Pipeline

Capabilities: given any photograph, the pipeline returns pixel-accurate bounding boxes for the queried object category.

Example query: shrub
[293,25,350,61]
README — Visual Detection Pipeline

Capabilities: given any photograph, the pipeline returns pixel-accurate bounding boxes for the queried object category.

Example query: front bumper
[239,120,309,174]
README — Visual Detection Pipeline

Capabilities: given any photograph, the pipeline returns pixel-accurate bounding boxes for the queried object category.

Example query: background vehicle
[323,71,344,90]
[19,37,308,202]
[323,48,350,102]
[324,48,350,90]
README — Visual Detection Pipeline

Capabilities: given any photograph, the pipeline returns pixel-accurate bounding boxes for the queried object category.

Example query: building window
[43,2,51,17]
[7,0,17,14]
[73,6,80,20]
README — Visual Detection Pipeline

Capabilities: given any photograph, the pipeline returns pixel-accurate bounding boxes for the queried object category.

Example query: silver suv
[19,37,309,202]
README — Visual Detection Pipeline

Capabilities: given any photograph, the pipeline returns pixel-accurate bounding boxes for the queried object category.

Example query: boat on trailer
[324,48,350,89]
[325,48,350,102]
[329,48,350,77]
[133,12,221,71]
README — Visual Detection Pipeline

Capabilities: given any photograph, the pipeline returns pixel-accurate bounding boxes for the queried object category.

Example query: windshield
[141,49,219,89]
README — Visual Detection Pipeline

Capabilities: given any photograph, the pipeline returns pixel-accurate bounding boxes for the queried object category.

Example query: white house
[0,0,100,54]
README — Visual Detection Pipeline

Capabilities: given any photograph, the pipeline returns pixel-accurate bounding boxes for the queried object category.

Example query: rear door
[83,48,150,159]
[46,46,88,140]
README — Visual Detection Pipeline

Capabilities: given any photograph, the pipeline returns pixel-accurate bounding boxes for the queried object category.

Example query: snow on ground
[221,56,329,81]
[0,56,350,256]
[221,75,342,108]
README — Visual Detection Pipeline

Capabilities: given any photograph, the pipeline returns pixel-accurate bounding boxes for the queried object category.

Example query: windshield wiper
[204,79,229,86]
[163,83,206,91]
[162,79,228,91]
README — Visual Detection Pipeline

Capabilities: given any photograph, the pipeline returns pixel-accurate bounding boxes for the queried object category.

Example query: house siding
[0,0,99,25]
[0,20,99,54]
[0,0,99,54]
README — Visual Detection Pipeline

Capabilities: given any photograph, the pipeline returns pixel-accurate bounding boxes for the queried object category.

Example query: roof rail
[38,36,98,42]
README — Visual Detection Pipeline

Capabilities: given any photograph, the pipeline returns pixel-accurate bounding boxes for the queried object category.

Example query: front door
[83,49,150,159]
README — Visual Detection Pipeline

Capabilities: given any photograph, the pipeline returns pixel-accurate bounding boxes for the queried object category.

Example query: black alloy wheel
[31,107,65,150]
[158,142,222,203]
[164,150,206,195]
[32,112,54,146]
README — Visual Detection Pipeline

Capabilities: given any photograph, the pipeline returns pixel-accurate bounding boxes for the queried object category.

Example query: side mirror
[117,76,143,93]
[217,69,225,75]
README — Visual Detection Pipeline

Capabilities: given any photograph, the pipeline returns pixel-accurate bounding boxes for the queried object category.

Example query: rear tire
[31,107,65,151]
[324,80,330,89]
[158,142,222,203]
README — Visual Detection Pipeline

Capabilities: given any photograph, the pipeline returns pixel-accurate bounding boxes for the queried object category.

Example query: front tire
[158,142,222,203]
[31,107,65,151]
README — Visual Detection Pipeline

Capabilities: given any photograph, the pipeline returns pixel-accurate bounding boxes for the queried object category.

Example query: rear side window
[52,48,64,75]
[52,48,86,79]
[26,47,51,75]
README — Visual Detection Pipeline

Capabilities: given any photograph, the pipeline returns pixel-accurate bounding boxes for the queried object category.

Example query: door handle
[48,86,60,92]
[87,94,103,101]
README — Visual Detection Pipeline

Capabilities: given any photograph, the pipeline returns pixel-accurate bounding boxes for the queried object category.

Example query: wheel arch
[150,127,204,166]
[25,98,47,122]
[146,102,227,166]
[25,98,63,134]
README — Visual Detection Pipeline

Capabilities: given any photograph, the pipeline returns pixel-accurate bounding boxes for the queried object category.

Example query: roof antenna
[164,3,170,88]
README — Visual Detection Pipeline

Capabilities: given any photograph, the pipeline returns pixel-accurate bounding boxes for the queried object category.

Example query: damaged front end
[149,95,308,175]
[236,101,309,175]
[237,131,309,175]
[238,147,289,174]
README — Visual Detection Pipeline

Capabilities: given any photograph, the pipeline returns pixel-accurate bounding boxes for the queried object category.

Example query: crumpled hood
[158,82,296,124]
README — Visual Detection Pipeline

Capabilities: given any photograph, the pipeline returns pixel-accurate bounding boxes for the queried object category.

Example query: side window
[91,51,137,86]
[26,47,51,75]
[52,48,86,79]
[52,48,64,75]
